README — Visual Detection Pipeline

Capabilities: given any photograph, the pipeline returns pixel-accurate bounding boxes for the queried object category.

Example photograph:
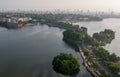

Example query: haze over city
[0,0,120,12]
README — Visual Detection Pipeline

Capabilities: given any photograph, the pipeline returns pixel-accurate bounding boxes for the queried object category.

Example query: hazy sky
[0,0,120,12]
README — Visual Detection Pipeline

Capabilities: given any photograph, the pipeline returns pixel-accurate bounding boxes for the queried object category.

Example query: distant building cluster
[0,13,34,29]
[0,13,32,23]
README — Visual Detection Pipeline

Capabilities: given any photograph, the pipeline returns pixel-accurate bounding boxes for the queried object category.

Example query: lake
[0,25,91,77]
[74,18,120,56]
[0,18,120,77]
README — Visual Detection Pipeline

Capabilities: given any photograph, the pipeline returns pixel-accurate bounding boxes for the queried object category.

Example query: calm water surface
[0,25,91,77]
[1,18,119,77]
[74,18,120,56]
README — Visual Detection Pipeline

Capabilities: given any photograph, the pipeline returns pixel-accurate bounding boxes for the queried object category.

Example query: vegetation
[46,21,79,29]
[62,26,98,46]
[91,62,100,70]
[63,29,83,46]
[100,71,113,77]
[94,47,110,60]
[107,62,120,74]
[84,35,99,46]
[94,47,120,62]
[93,29,115,45]
[63,26,119,77]
[29,14,103,23]
[108,53,120,62]
[93,47,120,76]
[52,53,80,76]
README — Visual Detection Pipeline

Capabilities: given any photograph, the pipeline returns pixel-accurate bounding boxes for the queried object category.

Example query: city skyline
[0,0,120,12]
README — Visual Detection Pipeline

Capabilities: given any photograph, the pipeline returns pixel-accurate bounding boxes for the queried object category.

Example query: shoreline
[78,47,100,77]
[46,24,100,77]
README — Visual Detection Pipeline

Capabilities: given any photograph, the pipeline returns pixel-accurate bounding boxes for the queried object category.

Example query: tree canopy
[63,29,83,45]
[107,62,120,74]
[93,29,115,45]
[52,53,80,76]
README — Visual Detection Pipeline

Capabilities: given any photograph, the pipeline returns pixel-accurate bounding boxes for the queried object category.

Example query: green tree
[94,47,110,60]
[63,29,82,45]
[108,63,120,74]
[52,53,80,76]
[108,53,120,62]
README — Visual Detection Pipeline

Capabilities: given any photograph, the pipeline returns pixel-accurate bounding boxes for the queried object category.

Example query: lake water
[74,18,120,56]
[0,18,120,77]
[0,25,92,77]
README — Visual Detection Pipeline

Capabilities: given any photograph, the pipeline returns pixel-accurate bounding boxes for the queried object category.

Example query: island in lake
[52,53,80,76]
